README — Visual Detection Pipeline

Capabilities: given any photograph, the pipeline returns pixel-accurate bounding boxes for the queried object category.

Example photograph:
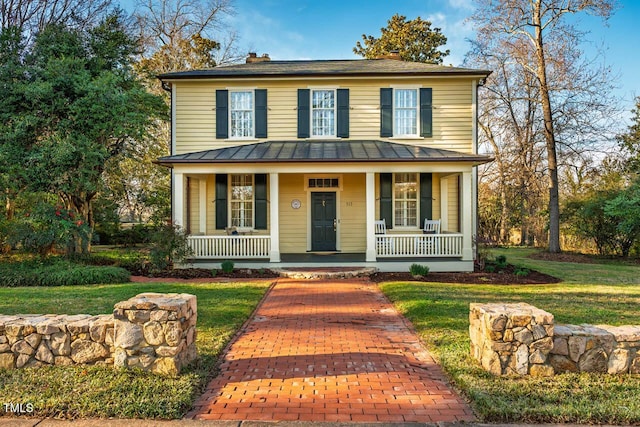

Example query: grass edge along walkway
[380,247,640,424]
[0,280,272,420]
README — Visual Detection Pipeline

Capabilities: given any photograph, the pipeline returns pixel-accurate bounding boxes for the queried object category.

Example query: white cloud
[424,12,475,66]
[228,8,308,60]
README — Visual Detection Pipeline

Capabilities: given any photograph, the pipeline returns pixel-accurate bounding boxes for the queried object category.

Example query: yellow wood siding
[173,77,475,155]
[279,174,307,253]
[339,174,366,252]
[448,176,460,232]
[206,175,215,234]
[188,178,200,234]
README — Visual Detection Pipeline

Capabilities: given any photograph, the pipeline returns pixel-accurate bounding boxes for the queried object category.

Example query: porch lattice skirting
[188,235,271,259]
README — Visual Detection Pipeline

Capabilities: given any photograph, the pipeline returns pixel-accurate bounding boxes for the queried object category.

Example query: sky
[221,0,640,119]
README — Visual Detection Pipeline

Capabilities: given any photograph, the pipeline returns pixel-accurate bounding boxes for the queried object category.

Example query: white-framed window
[230,91,254,138]
[394,89,418,137]
[394,173,418,227]
[311,89,335,137]
[230,174,253,228]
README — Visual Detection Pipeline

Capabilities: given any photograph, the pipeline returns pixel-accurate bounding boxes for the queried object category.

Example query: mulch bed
[126,264,560,284]
[528,251,602,264]
[369,264,561,284]
[127,265,280,280]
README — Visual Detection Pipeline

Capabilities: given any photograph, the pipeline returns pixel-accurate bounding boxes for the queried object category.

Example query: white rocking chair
[375,219,394,255]
[417,219,441,255]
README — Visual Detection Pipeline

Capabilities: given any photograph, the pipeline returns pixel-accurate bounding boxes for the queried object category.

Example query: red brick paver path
[187,279,475,423]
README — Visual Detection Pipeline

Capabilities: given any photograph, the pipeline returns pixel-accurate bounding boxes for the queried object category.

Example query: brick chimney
[378,50,402,60]
[246,53,271,63]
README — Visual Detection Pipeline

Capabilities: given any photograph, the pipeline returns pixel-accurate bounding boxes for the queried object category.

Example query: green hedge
[0,260,131,287]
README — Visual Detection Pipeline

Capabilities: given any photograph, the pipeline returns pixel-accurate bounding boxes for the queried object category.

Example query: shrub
[210,269,217,277]
[495,255,508,269]
[148,224,192,271]
[515,267,530,277]
[409,263,430,277]
[6,203,90,256]
[0,259,130,287]
[484,264,496,273]
[221,260,234,274]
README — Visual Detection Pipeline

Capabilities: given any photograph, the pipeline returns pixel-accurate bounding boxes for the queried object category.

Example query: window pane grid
[230,91,254,138]
[311,90,335,137]
[231,174,253,228]
[394,89,418,136]
[394,173,418,227]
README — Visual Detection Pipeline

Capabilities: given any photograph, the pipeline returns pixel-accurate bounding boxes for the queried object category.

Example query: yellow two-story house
[156,54,491,271]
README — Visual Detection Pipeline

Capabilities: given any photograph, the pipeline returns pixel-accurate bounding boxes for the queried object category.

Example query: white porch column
[365,172,377,262]
[199,178,207,234]
[440,176,449,231]
[173,172,185,228]
[269,173,280,262]
[461,171,473,261]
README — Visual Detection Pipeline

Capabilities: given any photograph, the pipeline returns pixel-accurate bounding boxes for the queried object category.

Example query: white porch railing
[376,234,463,257]
[187,235,271,259]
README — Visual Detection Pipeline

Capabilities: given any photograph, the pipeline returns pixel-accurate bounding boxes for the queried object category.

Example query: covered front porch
[157,141,491,272]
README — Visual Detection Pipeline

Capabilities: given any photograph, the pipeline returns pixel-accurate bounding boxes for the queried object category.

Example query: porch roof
[156,140,493,166]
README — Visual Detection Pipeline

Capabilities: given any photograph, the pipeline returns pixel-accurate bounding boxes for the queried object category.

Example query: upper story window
[230,91,254,139]
[216,89,267,140]
[311,89,335,137]
[380,87,432,138]
[394,89,418,137]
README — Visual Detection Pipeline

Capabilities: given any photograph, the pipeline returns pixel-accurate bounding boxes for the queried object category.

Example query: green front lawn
[380,247,640,424]
[0,281,271,419]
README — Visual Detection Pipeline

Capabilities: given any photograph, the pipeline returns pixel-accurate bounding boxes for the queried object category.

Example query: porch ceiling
[156,140,493,166]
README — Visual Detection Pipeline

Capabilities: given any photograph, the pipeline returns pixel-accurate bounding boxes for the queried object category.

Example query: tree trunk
[533,2,561,253]
[5,189,14,221]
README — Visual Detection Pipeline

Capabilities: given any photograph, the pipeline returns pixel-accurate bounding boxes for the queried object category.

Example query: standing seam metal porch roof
[155,140,493,166]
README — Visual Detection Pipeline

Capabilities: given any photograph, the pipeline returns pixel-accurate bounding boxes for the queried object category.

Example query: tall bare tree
[135,0,239,76]
[1,0,113,37]
[469,0,617,252]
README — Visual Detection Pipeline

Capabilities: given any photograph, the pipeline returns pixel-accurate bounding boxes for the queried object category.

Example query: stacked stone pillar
[469,303,555,376]
[113,293,197,376]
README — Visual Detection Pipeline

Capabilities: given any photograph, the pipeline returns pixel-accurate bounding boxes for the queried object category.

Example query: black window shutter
[420,88,433,137]
[255,89,267,138]
[379,173,393,229]
[420,173,433,227]
[380,88,393,137]
[254,174,267,230]
[337,89,349,138]
[216,90,228,139]
[297,89,310,138]
[215,174,228,229]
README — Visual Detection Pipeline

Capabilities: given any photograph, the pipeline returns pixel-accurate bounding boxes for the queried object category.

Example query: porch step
[273,267,378,280]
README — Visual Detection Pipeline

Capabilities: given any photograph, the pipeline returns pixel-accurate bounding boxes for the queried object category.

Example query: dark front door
[311,192,337,251]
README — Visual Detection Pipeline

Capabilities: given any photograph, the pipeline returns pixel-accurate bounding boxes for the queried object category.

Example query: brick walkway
[187,279,475,423]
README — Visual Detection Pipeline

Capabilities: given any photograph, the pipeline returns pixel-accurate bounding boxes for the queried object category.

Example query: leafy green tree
[353,14,449,64]
[0,13,165,253]
[618,97,640,173]
[604,181,640,258]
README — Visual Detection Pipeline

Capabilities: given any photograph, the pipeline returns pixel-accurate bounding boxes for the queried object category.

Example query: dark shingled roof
[155,140,493,166]
[158,59,491,80]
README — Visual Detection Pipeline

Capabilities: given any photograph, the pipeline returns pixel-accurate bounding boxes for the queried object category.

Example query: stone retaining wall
[0,293,196,376]
[470,302,640,376]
